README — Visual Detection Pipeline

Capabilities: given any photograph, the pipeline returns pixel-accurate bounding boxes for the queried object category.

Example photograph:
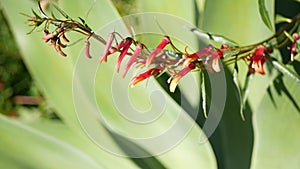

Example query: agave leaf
[233,60,245,120]
[275,14,292,24]
[195,0,207,27]
[1,0,218,168]
[0,0,138,168]
[190,28,239,47]
[258,0,274,32]
[137,0,202,121]
[0,115,100,169]
[271,60,300,83]
[250,75,300,169]
[202,0,275,168]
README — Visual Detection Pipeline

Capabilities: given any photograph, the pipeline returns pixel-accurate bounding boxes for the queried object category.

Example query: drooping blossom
[60,32,70,43]
[287,33,300,60]
[146,36,170,66]
[122,43,143,78]
[188,45,226,73]
[53,39,67,57]
[42,32,56,42]
[42,29,68,57]
[248,45,267,74]
[115,37,133,72]
[169,62,196,92]
[166,45,228,92]
[85,39,92,59]
[130,64,164,87]
[99,33,115,63]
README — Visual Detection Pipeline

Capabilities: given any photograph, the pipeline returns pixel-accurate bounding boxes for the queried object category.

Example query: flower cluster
[24,3,98,58]
[96,32,234,92]
[246,32,299,75]
[42,28,69,57]
[25,4,300,92]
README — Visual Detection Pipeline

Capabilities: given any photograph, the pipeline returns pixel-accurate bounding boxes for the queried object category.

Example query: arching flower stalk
[25,3,300,92]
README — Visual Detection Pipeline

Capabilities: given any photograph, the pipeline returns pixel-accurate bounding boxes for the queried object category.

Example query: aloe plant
[0,0,299,169]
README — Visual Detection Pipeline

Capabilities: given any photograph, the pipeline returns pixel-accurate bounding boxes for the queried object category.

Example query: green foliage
[0,0,299,169]
[251,74,300,169]
[0,10,43,116]
[271,60,300,83]
[0,115,103,169]
[258,0,275,32]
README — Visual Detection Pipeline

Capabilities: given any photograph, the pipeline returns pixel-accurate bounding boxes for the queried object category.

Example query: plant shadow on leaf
[155,74,181,105]
[155,73,196,116]
[156,68,254,169]
[104,124,167,169]
[272,74,300,112]
[266,87,277,108]
[196,69,254,169]
[291,60,300,77]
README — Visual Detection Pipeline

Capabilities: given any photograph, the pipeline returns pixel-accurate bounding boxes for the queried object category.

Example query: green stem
[233,13,300,55]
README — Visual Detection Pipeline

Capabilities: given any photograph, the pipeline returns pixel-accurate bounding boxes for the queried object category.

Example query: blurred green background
[0,0,299,169]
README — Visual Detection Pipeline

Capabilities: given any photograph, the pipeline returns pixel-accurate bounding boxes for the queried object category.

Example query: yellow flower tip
[129,78,142,88]
[212,59,221,72]
[169,76,180,93]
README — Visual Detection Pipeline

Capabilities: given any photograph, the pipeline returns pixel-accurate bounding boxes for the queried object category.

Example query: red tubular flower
[189,45,215,60]
[188,45,224,73]
[248,45,267,74]
[56,38,66,48]
[85,39,92,59]
[54,42,67,57]
[130,65,164,87]
[116,37,133,73]
[122,43,143,78]
[98,33,115,63]
[42,32,56,42]
[287,33,300,60]
[205,48,224,73]
[60,33,70,42]
[169,62,196,92]
[146,36,170,66]
[209,55,221,72]
[42,29,69,56]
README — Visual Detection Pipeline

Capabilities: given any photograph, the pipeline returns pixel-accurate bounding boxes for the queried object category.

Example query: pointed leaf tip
[258,0,274,32]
